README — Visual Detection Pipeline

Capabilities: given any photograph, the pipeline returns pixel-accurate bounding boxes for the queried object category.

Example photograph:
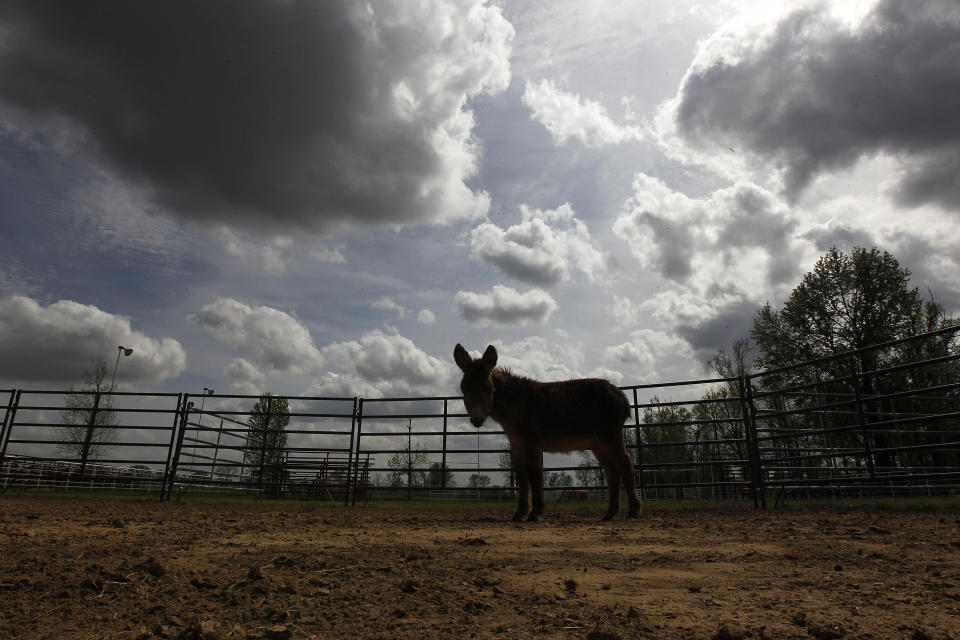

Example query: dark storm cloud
[676,296,759,363]
[0,1,511,232]
[803,225,877,253]
[675,0,960,209]
[614,175,802,289]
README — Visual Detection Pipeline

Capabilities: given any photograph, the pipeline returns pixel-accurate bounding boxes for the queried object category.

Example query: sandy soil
[0,497,958,640]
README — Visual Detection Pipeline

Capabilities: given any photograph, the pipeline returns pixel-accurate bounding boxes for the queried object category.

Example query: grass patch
[772,494,960,511]
[4,486,958,512]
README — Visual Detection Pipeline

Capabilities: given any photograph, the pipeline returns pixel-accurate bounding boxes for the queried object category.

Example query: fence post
[159,394,184,501]
[0,390,20,465]
[441,398,449,490]
[631,388,645,498]
[352,398,364,506]
[739,376,766,509]
[79,392,102,475]
[848,356,877,480]
[164,395,192,501]
[345,397,357,507]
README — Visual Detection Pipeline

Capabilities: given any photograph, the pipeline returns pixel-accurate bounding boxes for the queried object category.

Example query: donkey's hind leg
[594,449,620,521]
[613,447,642,518]
[528,451,546,522]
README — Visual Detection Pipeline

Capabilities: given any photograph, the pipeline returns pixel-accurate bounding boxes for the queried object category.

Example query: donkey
[454,343,642,522]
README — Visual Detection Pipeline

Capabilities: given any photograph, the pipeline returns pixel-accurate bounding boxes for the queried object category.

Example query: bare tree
[58,358,119,461]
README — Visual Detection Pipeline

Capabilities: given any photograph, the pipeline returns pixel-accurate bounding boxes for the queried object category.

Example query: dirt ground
[1,497,959,640]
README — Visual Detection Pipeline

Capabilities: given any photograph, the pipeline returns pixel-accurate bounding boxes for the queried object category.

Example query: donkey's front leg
[512,457,530,522]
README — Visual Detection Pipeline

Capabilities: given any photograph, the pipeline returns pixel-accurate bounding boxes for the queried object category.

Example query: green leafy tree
[243,393,290,470]
[468,473,491,488]
[641,397,695,489]
[58,358,119,461]
[692,341,753,483]
[428,461,455,487]
[751,246,923,380]
[575,450,603,487]
[498,448,515,487]
[546,470,573,487]
[751,246,959,471]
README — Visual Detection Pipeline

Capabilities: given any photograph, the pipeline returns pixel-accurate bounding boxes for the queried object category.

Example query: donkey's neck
[490,368,535,423]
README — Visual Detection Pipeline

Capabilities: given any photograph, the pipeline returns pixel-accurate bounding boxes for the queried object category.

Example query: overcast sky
[1,0,958,400]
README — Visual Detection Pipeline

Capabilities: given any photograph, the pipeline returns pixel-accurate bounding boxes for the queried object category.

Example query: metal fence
[2,325,958,506]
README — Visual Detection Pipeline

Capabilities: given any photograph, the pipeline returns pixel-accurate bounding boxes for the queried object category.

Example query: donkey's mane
[492,366,534,384]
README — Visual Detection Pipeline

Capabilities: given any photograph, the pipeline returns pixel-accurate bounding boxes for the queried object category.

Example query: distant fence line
[2,325,959,507]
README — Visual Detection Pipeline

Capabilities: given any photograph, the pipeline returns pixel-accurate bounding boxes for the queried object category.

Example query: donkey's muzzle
[470,415,486,428]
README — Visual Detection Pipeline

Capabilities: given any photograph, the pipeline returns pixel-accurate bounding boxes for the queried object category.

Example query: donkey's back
[525,376,629,427]
[496,373,630,452]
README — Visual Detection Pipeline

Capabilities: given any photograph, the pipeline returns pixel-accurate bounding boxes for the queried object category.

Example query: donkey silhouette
[454,344,642,522]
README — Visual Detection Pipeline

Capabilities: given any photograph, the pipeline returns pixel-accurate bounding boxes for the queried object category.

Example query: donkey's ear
[453,343,472,371]
[481,344,498,371]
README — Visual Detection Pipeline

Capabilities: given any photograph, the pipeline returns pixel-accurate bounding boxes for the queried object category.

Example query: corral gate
[1,325,959,505]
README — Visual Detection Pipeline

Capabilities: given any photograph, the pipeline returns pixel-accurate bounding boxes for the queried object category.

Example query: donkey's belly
[538,432,598,453]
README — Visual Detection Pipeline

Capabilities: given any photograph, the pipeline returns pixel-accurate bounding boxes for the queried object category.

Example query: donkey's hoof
[527,513,542,522]
[601,513,614,522]
[511,513,526,523]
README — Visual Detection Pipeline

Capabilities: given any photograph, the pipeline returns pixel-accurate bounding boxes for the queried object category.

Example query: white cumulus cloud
[319,330,452,396]
[522,78,644,148]
[372,297,407,318]
[613,174,807,293]
[454,285,558,326]
[0,295,186,385]
[189,298,324,372]
[469,203,605,286]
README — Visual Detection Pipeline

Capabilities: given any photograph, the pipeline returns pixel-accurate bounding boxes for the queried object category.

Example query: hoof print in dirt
[262,625,292,640]
[586,625,624,640]
[713,623,750,640]
[460,537,487,546]
[172,619,214,640]
[139,557,165,579]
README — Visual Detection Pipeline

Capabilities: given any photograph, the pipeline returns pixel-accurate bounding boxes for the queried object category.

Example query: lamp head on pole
[118,346,133,357]
[204,387,215,395]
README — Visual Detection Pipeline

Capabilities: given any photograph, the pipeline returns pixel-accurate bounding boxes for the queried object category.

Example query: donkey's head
[453,343,498,428]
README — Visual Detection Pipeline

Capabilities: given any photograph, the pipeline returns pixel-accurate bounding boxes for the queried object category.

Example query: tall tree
[641,397,695,488]
[58,358,119,461]
[750,246,958,471]
[386,440,429,488]
[243,393,290,471]
[751,246,922,377]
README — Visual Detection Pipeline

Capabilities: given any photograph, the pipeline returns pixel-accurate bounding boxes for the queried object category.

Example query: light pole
[110,346,134,392]
[81,345,131,471]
